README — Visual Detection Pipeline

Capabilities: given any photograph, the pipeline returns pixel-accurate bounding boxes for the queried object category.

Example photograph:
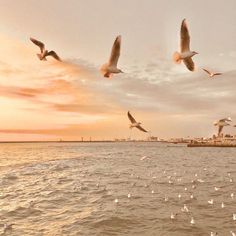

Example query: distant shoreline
[0,140,171,144]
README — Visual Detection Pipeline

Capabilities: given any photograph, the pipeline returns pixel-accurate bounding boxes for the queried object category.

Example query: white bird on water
[208,199,214,205]
[171,213,177,219]
[173,19,198,71]
[181,204,189,213]
[100,35,123,78]
[210,232,218,236]
[202,68,222,78]
[214,187,220,191]
[233,213,236,221]
[190,217,195,225]
[127,111,148,133]
[230,231,236,236]
[30,37,61,61]
[221,202,225,208]
[231,193,234,199]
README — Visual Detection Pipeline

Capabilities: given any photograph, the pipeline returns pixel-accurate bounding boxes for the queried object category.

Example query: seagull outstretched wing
[202,68,211,75]
[136,125,148,133]
[127,111,137,124]
[47,51,61,61]
[213,73,222,76]
[218,125,223,135]
[183,57,194,71]
[180,19,190,53]
[30,37,45,53]
[108,35,121,67]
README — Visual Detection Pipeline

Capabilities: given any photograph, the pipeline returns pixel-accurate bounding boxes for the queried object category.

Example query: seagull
[181,204,189,213]
[208,199,214,205]
[127,193,131,198]
[214,187,220,191]
[221,202,225,208]
[231,231,236,236]
[190,217,195,225]
[127,111,148,133]
[214,118,231,136]
[173,19,198,71]
[231,193,234,199]
[30,37,61,61]
[202,68,222,78]
[100,35,123,78]
[211,232,218,236]
[233,213,236,221]
[170,213,177,219]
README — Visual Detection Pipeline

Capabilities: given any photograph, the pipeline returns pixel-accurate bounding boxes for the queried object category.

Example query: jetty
[188,140,236,147]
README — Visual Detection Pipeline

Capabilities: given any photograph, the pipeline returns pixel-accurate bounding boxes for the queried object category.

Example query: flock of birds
[112,166,236,236]
[30,19,222,78]
[30,18,227,136]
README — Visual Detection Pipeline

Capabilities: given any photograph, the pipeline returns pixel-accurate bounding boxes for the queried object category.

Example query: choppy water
[0,142,236,236]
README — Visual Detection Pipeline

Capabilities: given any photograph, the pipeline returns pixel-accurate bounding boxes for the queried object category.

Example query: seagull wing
[108,35,121,67]
[218,125,223,135]
[127,111,137,124]
[30,37,45,53]
[47,51,61,61]
[220,117,231,122]
[136,125,148,133]
[183,57,195,71]
[202,68,211,75]
[213,73,222,76]
[180,19,190,53]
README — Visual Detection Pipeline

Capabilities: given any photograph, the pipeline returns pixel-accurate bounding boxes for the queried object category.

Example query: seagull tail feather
[173,52,182,64]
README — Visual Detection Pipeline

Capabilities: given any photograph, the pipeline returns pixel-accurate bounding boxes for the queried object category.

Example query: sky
[0,0,235,141]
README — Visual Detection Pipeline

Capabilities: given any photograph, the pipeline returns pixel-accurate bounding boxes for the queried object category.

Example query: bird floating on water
[100,35,123,78]
[221,202,225,208]
[210,232,218,236]
[181,204,189,213]
[170,213,177,219]
[30,37,61,61]
[233,213,236,221]
[173,19,198,71]
[208,199,214,205]
[202,68,222,78]
[230,231,236,236]
[190,217,195,225]
[127,111,148,133]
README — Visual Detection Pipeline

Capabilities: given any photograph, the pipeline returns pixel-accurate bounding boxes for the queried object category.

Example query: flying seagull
[30,37,61,61]
[127,111,147,133]
[100,35,123,78]
[173,19,198,71]
[214,118,231,136]
[202,68,222,78]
